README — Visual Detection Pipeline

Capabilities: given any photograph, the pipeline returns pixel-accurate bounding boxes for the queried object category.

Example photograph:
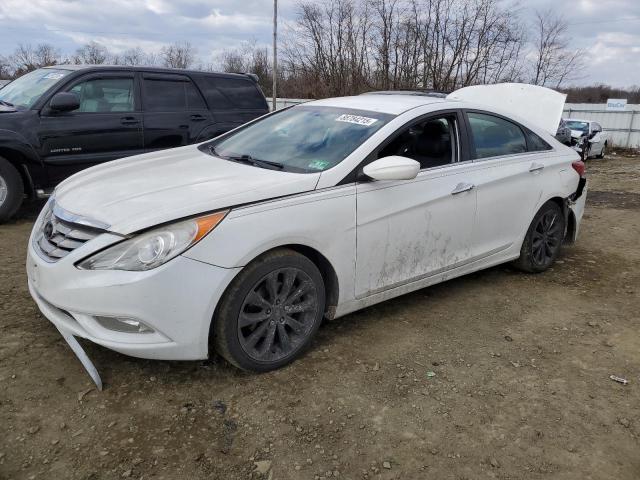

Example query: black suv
[0,65,269,221]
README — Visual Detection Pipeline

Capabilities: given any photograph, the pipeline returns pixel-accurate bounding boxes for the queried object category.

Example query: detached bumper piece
[56,327,103,391]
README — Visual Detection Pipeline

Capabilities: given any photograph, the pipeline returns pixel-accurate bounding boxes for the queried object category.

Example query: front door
[39,72,143,186]
[355,112,477,297]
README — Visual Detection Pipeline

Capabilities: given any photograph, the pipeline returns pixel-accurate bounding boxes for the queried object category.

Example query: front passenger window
[69,78,134,113]
[468,112,526,159]
[378,116,456,169]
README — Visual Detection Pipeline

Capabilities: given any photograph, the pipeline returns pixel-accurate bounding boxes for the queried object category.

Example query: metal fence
[268,98,640,149]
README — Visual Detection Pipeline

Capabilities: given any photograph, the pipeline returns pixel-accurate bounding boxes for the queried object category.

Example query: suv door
[141,73,211,151]
[464,110,553,257]
[38,72,143,185]
[355,111,477,297]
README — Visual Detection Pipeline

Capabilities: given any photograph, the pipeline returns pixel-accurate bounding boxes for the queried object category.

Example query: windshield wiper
[0,100,15,107]
[209,146,284,170]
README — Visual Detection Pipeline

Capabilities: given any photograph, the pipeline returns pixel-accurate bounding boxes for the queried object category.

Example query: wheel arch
[0,138,41,198]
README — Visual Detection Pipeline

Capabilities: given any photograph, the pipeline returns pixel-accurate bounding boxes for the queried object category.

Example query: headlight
[77,211,227,271]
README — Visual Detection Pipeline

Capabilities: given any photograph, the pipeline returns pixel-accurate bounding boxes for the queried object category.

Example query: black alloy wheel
[513,201,566,273]
[213,248,325,372]
[238,267,319,362]
[531,209,563,268]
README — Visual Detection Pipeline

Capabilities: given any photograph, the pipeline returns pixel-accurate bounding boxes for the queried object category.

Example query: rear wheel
[213,248,325,372]
[513,201,566,273]
[0,157,24,223]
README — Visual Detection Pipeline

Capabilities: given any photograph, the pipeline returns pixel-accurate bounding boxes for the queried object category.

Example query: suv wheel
[0,157,24,222]
[513,201,566,273]
[213,248,326,372]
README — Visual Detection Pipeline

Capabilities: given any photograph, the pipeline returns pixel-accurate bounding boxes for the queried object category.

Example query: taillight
[571,160,586,178]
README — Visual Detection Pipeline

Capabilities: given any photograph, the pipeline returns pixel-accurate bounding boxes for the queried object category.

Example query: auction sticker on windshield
[336,114,378,126]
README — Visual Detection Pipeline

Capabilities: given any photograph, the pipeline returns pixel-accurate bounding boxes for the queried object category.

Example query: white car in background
[26,84,587,387]
[564,119,610,159]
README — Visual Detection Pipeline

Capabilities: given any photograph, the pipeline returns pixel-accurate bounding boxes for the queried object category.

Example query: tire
[513,201,566,273]
[0,157,24,223]
[212,248,326,372]
[596,141,607,159]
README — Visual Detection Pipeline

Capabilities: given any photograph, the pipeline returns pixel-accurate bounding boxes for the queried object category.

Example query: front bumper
[27,238,241,361]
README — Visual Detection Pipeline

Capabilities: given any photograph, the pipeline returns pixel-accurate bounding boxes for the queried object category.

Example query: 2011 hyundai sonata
[26,83,587,387]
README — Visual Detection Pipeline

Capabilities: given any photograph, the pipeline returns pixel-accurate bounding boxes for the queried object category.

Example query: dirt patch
[587,190,640,210]
[1,157,639,480]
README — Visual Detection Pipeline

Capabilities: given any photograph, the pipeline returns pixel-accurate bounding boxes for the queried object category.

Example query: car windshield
[0,68,71,109]
[565,120,589,133]
[205,105,394,173]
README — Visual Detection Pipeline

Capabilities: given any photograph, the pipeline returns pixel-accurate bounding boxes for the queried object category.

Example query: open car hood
[447,83,566,135]
[53,145,321,235]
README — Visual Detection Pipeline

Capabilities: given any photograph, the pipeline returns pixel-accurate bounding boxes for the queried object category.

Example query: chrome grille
[34,205,101,262]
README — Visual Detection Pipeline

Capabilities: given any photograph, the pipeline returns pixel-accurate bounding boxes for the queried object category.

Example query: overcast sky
[0,0,638,87]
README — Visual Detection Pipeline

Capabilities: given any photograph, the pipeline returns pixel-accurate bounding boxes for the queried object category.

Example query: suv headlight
[77,211,227,271]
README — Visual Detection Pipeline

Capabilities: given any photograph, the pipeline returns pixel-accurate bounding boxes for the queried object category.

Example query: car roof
[305,94,449,115]
[43,64,253,81]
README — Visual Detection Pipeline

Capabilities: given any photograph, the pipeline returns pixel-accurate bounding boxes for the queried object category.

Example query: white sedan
[26,84,587,385]
[564,118,610,159]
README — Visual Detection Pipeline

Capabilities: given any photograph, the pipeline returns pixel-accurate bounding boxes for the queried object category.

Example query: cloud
[0,0,638,87]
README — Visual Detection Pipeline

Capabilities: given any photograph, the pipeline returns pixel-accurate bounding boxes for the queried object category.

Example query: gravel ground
[1,154,639,480]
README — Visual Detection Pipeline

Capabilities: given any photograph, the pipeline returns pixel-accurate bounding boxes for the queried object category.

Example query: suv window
[143,77,206,112]
[69,77,134,113]
[592,122,602,132]
[468,112,527,159]
[198,76,265,109]
[378,115,457,169]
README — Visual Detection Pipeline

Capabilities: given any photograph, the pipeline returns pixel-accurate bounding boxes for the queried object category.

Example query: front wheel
[0,157,24,223]
[596,141,607,159]
[513,201,566,273]
[212,248,325,372]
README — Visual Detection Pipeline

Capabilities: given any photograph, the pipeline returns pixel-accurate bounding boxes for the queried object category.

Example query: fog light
[95,316,154,334]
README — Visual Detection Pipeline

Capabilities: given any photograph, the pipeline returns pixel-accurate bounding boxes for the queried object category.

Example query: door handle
[120,116,140,125]
[529,162,545,173]
[190,114,206,122]
[451,182,475,195]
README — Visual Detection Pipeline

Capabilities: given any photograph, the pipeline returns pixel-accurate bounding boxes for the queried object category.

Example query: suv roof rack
[244,73,259,83]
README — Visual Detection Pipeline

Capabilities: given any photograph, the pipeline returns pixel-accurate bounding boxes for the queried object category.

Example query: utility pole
[272,0,278,112]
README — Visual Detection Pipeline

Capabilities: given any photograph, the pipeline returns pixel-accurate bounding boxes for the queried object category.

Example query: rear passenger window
[143,78,205,112]
[468,112,527,159]
[526,129,552,152]
[198,76,266,109]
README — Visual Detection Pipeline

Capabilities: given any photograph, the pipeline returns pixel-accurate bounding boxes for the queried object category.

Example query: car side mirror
[362,156,420,181]
[49,92,80,113]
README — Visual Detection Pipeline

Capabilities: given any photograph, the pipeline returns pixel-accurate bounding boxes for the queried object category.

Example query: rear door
[463,110,554,257]
[141,73,212,151]
[38,71,143,185]
[194,74,269,137]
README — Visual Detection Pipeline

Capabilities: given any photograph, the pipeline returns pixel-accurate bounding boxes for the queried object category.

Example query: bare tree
[73,42,109,65]
[530,9,584,88]
[9,43,61,75]
[0,55,11,79]
[160,42,195,69]
[114,47,156,66]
